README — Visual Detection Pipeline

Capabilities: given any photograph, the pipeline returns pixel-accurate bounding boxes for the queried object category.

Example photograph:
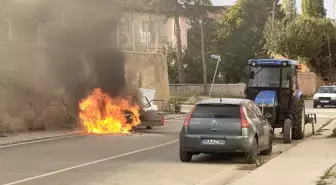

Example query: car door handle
[210,128,218,132]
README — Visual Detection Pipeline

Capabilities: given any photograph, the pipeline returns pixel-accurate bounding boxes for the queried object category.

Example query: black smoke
[47,47,135,117]
[89,49,126,97]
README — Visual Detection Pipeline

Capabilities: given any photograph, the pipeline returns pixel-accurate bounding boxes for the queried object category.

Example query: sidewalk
[164,114,186,120]
[230,120,336,185]
[0,130,80,146]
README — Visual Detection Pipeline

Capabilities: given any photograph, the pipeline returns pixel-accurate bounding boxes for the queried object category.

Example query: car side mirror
[264,113,272,119]
[249,71,255,79]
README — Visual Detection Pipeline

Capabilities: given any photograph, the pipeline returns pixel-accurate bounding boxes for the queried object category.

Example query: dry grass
[317,164,336,185]
[327,128,336,138]
[331,128,336,138]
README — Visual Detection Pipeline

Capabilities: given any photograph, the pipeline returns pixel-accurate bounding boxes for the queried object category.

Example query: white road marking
[2,139,179,185]
[0,134,80,148]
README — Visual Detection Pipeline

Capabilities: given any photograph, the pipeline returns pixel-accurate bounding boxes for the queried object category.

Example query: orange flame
[79,88,141,134]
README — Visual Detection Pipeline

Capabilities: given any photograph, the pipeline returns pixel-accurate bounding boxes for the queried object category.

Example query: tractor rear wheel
[292,98,305,140]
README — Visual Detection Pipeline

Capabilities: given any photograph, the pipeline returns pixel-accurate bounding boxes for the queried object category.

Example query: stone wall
[170,72,321,97]
[297,72,321,97]
[169,83,245,97]
[0,43,169,132]
[0,43,56,132]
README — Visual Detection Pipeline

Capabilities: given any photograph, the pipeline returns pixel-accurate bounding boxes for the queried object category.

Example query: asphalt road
[0,100,335,185]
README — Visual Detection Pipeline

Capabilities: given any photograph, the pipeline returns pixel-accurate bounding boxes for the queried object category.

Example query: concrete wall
[169,83,245,97]
[170,72,320,97]
[0,43,169,132]
[297,72,320,97]
[124,51,170,102]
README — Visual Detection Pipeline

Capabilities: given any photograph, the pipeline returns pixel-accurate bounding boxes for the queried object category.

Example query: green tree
[264,16,336,77]
[166,14,221,85]
[184,16,221,84]
[282,0,297,20]
[302,0,326,17]
[153,0,218,84]
[166,46,179,84]
[217,0,282,83]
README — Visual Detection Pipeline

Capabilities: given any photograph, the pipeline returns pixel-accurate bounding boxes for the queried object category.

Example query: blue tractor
[244,59,316,143]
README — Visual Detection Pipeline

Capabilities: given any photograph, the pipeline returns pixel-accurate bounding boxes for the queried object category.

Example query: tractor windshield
[248,66,290,88]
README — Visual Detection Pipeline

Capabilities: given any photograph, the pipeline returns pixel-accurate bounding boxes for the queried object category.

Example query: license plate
[321,100,329,103]
[201,139,225,145]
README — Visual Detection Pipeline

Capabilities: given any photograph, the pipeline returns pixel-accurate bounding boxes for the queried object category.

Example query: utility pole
[327,34,332,81]
[272,0,275,30]
[200,17,207,95]
[270,0,276,53]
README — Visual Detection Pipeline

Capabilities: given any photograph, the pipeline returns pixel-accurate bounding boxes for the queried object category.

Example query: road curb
[266,117,336,161]
[0,115,186,147]
[318,118,336,131]
[164,115,186,120]
[0,132,81,147]
[309,117,336,137]
[226,117,336,185]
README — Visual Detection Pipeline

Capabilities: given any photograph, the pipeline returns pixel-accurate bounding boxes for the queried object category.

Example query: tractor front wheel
[292,98,305,140]
[283,119,292,144]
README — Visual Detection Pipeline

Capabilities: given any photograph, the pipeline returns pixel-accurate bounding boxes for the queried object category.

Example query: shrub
[168,98,182,114]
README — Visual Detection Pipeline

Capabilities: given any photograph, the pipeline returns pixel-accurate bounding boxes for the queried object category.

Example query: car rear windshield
[190,104,240,118]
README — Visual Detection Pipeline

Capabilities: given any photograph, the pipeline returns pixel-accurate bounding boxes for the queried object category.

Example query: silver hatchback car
[179,98,273,164]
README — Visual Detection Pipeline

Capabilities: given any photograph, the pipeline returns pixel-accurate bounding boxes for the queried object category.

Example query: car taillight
[183,105,196,127]
[183,113,191,127]
[240,106,249,128]
[161,114,165,125]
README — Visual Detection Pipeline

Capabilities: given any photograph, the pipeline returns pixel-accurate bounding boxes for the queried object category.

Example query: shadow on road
[190,153,267,172]
[192,153,247,165]
[134,127,179,135]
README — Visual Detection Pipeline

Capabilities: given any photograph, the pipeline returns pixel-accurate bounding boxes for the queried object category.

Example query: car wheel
[131,126,136,132]
[179,149,192,162]
[146,126,153,130]
[260,133,273,155]
[313,104,317,108]
[321,105,324,108]
[245,137,258,164]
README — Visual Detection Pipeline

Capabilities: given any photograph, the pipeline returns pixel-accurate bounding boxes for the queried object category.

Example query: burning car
[79,88,164,134]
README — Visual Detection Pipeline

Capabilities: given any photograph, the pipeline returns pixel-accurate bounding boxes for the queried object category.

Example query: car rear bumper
[179,134,253,153]
[313,99,336,105]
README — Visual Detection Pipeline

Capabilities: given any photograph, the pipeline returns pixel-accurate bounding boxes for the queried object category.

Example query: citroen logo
[211,120,218,125]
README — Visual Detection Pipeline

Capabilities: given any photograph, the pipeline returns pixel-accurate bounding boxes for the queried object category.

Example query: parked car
[179,98,273,164]
[313,86,336,108]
